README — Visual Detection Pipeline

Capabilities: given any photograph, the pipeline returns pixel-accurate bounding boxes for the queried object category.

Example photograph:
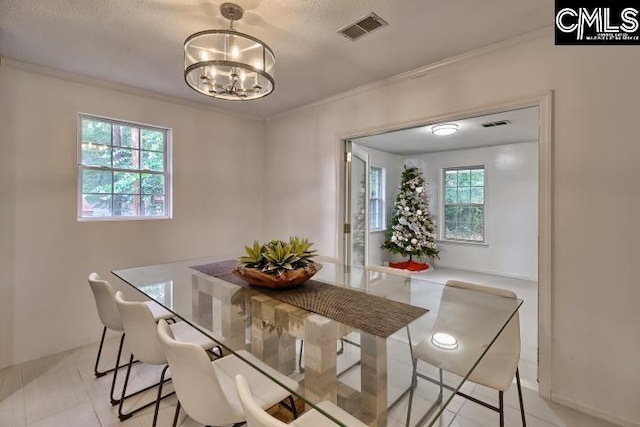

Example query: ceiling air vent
[338,12,388,41]
[481,120,511,128]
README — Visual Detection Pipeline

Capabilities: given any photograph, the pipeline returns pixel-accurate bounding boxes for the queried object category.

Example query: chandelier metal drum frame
[184,3,275,101]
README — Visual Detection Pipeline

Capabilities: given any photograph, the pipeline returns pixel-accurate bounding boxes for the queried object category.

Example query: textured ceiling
[355,107,539,155]
[0,0,553,118]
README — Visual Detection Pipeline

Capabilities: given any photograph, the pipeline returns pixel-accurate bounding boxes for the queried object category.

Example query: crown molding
[0,25,553,123]
[266,26,553,121]
[0,57,263,122]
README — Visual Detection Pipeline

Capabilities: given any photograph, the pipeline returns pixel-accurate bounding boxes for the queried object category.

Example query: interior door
[344,141,369,267]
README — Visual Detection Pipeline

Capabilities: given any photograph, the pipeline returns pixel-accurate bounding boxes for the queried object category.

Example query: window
[78,115,171,220]
[443,166,485,242]
[369,166,385,230]
[140,281,173,306]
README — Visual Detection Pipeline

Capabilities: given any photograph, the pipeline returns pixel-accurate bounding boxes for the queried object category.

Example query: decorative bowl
[232,262,322,289]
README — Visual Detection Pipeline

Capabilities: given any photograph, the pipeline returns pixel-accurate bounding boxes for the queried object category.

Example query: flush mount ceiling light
[431,123,459,136]
[431,332,459,350]
[184,3,275,101]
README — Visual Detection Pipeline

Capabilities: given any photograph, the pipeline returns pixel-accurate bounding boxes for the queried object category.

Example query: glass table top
[113,258,522,426]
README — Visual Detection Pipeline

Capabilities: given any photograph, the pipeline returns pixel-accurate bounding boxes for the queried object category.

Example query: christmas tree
[382,166,439,266]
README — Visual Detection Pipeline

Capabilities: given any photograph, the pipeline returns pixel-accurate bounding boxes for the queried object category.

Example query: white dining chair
[235,374,368,427]
[157,319,300,427]
[87,272,174,404]
[114,291,219,427]
[406,280,526,427]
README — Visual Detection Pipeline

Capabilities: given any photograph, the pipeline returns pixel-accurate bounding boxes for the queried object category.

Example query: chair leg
[298,340,304,372]
[109,333,126,405]
[118,355,135,421]
[94,327,108,377]
[172,401,181,427]
[207,345,223,360]
[152,365,170,427]
[499,391,504,427]
[118,355,174,422]
[438,368,444,403]
[95,329,134,379]
[516,368,527,426]
[405,358,418,427]
[286,395,298,419]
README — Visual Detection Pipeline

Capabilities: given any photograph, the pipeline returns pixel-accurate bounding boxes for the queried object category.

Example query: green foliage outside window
[443,167,484,242]
[79,116,168,218]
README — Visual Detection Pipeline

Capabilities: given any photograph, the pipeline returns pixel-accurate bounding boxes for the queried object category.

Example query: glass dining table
[112,257,522,427]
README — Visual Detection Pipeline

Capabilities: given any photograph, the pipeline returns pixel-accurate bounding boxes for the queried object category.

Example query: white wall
[264,33,640,426]
[0,64,265,369]
[418,142,538,280]
[353,144,403,266]
[354,142,538,280]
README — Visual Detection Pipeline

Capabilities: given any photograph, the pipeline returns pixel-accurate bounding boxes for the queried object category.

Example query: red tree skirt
[388,259,430,271]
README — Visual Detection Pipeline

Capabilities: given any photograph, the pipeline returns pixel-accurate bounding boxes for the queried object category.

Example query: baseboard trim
[434,262,537,282]
[551,393,639,427]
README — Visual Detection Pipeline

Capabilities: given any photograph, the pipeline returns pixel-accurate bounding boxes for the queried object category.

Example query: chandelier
[184,3,275,101]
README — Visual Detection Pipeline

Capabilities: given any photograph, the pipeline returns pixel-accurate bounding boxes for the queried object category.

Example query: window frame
[76,113,173,221]
[369,166,385,231]
[440,165,486,244]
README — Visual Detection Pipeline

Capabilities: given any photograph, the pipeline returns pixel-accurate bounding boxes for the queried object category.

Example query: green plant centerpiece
[232,237,322,289]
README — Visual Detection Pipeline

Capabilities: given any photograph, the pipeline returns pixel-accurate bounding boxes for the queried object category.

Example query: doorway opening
[342,104,543,390]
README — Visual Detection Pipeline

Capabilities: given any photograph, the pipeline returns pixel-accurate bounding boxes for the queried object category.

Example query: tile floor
[0,332,619,427]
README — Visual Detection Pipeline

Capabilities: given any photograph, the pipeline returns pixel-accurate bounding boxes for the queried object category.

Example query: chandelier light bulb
[431,124,459,136]
[230,45,240,59]
[254,61,262,70]
[240,70,246,82]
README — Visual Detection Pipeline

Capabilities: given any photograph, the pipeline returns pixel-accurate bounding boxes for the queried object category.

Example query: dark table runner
[191,260,428,338]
